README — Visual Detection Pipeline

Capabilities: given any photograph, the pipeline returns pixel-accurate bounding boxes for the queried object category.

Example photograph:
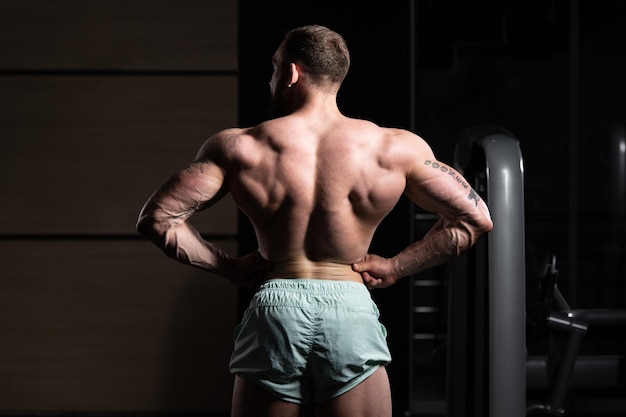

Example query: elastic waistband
[258,278,367,294]
[250,279,374,310]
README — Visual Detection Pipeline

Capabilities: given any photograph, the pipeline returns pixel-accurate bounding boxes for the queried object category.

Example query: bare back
[221,114,414,280]
[138,24,491,293]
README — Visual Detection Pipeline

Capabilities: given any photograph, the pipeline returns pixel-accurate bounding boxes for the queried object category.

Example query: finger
[361,272,378,288]
[353,262,374,273]
[367,279,382,290]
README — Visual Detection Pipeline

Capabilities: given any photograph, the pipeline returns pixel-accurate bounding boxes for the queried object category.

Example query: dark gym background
[1,0,624,416]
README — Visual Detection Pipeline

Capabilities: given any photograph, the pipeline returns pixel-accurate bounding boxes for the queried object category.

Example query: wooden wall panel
[0,0,237,70]
[0,0,241,412]
[0,75,239,235]
[0,239,238,411]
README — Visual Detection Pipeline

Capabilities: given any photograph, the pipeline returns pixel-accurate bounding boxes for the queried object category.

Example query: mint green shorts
[229,279,391,404]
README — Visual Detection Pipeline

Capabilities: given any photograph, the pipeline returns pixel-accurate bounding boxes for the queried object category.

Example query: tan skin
[137,39,493,417]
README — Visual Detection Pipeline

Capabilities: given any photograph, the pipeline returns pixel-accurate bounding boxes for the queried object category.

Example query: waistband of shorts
[258,278,368,294]
[249,279,375,310]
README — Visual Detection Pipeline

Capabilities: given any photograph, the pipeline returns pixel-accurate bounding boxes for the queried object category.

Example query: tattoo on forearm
[424,160,481,206]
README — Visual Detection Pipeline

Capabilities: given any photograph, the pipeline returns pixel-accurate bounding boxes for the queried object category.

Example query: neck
[290,90,341,117]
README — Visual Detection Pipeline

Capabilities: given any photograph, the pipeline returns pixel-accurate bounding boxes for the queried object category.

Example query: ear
[287,63,299,87]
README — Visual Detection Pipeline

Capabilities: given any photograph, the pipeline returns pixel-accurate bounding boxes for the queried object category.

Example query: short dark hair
[282,25,350,85]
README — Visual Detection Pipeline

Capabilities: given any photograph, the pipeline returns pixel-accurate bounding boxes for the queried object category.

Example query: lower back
[263,258,364,283]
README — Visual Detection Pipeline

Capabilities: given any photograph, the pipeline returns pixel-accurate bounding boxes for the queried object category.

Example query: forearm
[392,217,481,279]
[137,217,232,275]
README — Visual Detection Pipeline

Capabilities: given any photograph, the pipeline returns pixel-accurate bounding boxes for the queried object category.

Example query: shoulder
[194,127,257,163]
[352,119,430,149]
[197,127,244,153]
[382,127,431,149]
[375,126,436,170]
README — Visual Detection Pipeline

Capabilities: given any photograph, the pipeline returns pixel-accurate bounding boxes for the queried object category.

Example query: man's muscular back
[213,113,415,279]
[138,24,491,290]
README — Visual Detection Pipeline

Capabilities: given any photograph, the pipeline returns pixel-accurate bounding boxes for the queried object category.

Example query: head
[269,25,350,117]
